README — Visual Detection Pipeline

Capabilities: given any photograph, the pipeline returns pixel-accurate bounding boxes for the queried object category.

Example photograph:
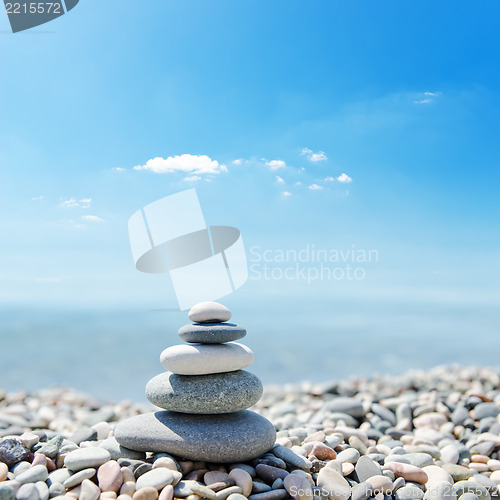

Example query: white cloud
[276,176,285,184]
[134,154,227,175]
[282,191,291,197]
[301,148,327,162]
[337,173,352,183]
[309,184,323,190]
[81,215,104,222]
[324,176,335,182]
[112,167,126,172]
[266,159,286,170]
[61,198,92,208]
[414,91,441,104]
[183,175,202,182]
[295,181,302,186]
[31,196,44,201]
[232,158,244,165]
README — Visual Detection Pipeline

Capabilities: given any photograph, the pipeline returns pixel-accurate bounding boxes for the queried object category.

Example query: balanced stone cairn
[115,301,276,463]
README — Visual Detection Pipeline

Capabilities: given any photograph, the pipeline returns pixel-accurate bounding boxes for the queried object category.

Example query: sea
[1,296,499,403]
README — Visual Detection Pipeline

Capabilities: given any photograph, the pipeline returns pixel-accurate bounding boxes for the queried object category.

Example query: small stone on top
[188,301,231,324]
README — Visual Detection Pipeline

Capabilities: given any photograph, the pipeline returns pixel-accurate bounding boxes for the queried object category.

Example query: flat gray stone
[160,342,254,375]
[270,445,312,470]
[63,448,111,472]
[337,447,360,464]
[395,486,424,500]
[146,370,262,413]
[323,397,365,418]
[352,481,373,500]
[0,483,16,500]
[371,403,397,426]
[474,403,500,420]
[356,456,382,482]
[115,410,276,463]
[135,468,174,490]
[16,484,39,500]
[178,323,246,344]
[16,466,48,484]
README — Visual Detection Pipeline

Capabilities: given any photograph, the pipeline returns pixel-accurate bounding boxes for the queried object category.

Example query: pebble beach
[2,365,500,500]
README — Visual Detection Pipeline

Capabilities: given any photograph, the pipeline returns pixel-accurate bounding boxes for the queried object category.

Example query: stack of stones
[115,301,276,463]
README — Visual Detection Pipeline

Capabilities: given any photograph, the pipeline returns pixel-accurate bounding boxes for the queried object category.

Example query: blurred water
[1,298,499,403]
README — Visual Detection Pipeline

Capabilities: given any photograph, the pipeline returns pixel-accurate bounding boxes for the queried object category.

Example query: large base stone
[145,370,263,414]
[114,410,276,463]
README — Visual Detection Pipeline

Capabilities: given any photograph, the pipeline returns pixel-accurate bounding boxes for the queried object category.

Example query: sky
[0,1,499,396]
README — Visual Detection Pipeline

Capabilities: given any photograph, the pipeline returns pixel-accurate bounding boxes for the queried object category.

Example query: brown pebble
[133,487,159,500]
[122,467,136,483]
[153,458,178,472]
[303,431,326,444]
[185,496,201,500]
[0,463,8,482]
[471,455,490,463]
[46,458,56,472]
[120,482,136,496]
[341,463,354,476]
[208,465,227,472]
[158,485,173,500]
[229,469,253,497]
[384,463,428,484]
[32,453,48,467]
[309,443,336,461]
[205,471,230,485]
[98,460,124,493]
[179,462,194,474]
[186,469,209,481]
[206,480,236,492]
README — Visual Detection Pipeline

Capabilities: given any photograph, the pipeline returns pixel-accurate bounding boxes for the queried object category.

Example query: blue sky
[1,1,499,393]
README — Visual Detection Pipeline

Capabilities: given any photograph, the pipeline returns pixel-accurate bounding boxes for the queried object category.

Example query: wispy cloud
[309,184,323,191]
[266,159,286,170]
[81,215,104,222]
[324,176,335,182]
[301,148,327,162]
[61,198,92,208]
[31,196,44,201]
[276,176,285,184]
[414,91,442,104]
[134,154,227,175]
[232,158,246,165]
[337,173,352,183]
[183,175,202,182]
[282,191,291,197]
[112,167,126,172]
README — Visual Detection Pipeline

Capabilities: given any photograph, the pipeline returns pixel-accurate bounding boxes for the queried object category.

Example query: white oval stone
[188,302,231,323]
[160,343,254,375]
